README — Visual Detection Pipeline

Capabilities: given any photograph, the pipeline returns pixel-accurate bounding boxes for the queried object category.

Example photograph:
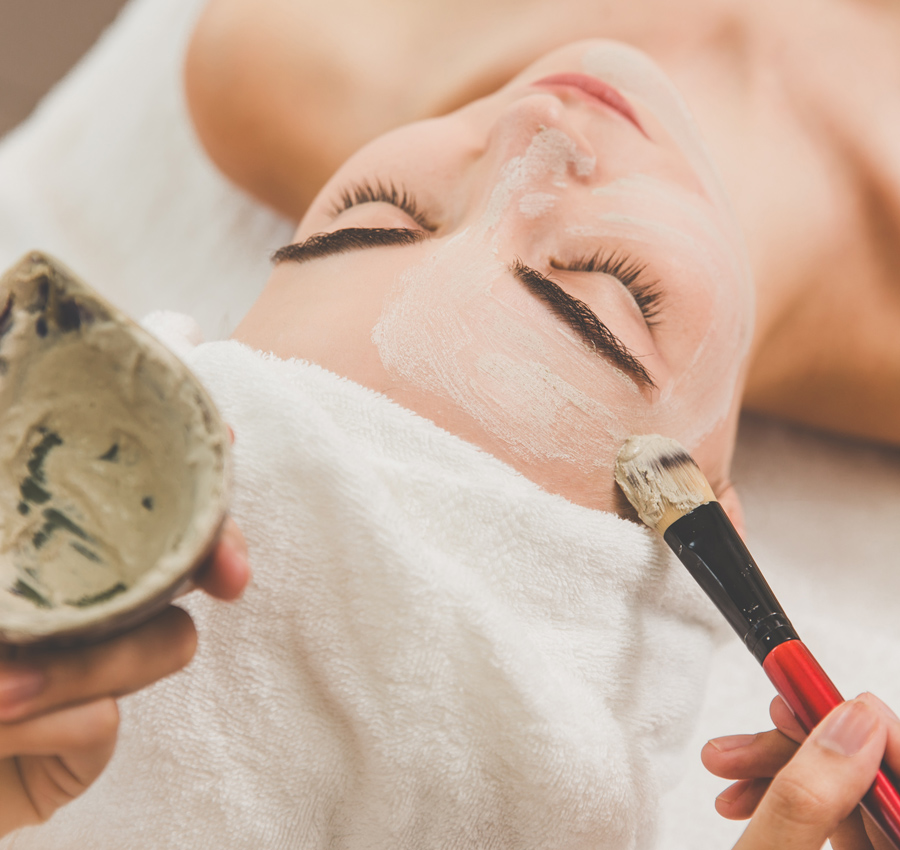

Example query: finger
[702,729,799,780]
[858,692,900,770]
[768,693,900,850]
[735,697,886,850]
[715,778,772,820]
[854,694,900,850]
[830,806,886,850]
[770,695,807,744]
[0,698,118,760]
[0,606,196,723]
[0,698,119,830]
[192,517,251,601]
[858,809,900,850]
[0,758,42,834]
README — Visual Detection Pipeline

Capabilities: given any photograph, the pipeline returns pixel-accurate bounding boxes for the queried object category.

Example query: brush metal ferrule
[663,502,800,664]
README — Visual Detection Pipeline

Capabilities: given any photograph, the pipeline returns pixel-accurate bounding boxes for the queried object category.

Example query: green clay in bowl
[0,252,229,646]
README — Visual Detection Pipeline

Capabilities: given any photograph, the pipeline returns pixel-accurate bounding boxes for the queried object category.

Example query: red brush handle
[763,640,900,848]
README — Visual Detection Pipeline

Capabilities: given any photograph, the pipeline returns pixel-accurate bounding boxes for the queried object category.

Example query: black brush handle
[663,502,799,663]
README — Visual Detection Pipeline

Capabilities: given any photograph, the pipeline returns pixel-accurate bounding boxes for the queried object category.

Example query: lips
[530,73,647,137]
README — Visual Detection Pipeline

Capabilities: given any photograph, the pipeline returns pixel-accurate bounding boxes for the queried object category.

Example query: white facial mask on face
[372,107,752,477]
[374,128,640,473]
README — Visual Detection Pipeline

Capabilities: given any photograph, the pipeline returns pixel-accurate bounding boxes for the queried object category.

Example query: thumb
[735,697,886,850]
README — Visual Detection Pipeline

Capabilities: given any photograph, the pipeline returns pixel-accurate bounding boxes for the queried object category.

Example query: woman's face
[234,40,754,512]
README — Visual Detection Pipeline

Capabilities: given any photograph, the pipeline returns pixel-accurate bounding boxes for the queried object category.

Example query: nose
[481,92,597,183]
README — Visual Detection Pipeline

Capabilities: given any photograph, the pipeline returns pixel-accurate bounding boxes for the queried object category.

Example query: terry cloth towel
[7,325,723,850]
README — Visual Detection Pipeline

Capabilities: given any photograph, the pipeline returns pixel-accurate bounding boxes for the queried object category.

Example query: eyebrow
[271,227,426,265]
[273,228,655,389]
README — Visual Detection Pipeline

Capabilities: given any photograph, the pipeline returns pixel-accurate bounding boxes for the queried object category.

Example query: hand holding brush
[705,692,900,850]
[615,434,900,850]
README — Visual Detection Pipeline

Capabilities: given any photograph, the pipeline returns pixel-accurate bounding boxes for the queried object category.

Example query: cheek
[470,281,647,469]
[647,262,750,453]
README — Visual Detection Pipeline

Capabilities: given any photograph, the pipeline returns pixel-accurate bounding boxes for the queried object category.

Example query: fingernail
[818,700,879,757]
[0,667,45,711]
[717,780,750,805]
[708,733,758,752]
[859,692,900,724]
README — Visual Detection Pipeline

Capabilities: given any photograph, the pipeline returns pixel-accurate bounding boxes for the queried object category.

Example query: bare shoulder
[184,0,297,213]
[184,0,415,218]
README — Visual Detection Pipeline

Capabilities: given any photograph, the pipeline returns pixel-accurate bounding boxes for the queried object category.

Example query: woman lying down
[1,35,899,850]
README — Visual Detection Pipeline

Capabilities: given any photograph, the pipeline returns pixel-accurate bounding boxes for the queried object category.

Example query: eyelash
[331,180,435,231]
[552,250,663,327]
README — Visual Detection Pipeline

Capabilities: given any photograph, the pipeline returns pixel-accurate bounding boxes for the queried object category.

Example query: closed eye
[511,259,656,389]
[331,179,437,232]
[551,249,663,327]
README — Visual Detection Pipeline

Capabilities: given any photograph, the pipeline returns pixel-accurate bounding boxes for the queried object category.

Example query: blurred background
[0,0,129,136]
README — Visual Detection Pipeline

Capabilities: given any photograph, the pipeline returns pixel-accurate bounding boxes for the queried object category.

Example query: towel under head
[9,329,722,850]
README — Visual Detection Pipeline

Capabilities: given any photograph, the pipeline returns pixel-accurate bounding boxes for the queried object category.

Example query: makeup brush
[614,434,900,848]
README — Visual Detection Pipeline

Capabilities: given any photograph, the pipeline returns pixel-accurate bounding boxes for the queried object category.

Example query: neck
[655,0,900,443]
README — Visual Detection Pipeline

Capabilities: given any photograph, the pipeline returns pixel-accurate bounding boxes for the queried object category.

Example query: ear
[716,482,746,540]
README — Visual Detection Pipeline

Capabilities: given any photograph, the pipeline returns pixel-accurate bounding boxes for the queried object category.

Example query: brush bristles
[614,435,717,534]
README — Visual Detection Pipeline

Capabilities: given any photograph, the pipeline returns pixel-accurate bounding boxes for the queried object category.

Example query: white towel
[7,326,721,850]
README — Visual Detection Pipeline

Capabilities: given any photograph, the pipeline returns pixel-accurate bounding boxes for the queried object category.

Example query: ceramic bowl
[0,252,229,646]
